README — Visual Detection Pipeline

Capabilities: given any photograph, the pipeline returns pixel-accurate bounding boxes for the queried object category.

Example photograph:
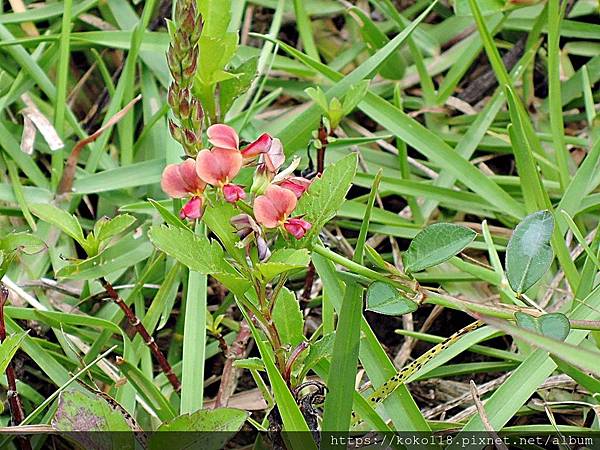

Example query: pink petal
[161,164,189,198]
[207,124,239,150]
[178,159,206,194]
[223,184,246,203]
[196,148,243,186]
[180,196,204,220]
[264,138,285,172]
[241,133,272,158]
[266,184,297,218]
[279,177,311,198]
[254,195,279,228]
[284,218,312,239]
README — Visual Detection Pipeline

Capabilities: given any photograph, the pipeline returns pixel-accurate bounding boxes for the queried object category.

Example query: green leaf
[305,86,329,113]
[481,315,600,378]
[347,7,405,80]
[52,390,134,449]
[149,408,248,450]
[30,203,87,251]
[453,0,504,16]
[505,210,554,294]
[117,359,176,422]
[94,214,136,243]
[321,282,363,436]
[202,202,246,264]
[257,248,310,282]
[301,333,335,376]
[147,198,188,230]
[342,81,370,116]
[56,235,154,280]
[296,153,358,238]
[272,287,304,348]
[148,225,250,296]
[0,331,27,374]
[365,281,418,316]
[0,232,46,255]
[219,56,258,115]
[403,223,477,273]
[515,312,571,342]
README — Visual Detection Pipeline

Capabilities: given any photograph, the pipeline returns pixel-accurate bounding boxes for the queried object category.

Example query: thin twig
[214,320,252,408]
[0,284,31,450]
[57,95,142,195]
[470,380,509,450]
[99,277,181,392]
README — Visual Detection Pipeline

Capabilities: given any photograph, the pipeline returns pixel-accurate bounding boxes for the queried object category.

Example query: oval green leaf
[403,223,477,273]
[516,312,570,342]
[365,281,418,316]
[506,210,554,294]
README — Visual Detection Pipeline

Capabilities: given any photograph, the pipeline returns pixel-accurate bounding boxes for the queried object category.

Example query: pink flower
[241,133,273,158]
[284,218,312,239]
[207,124,275,160]
[254,185,312,239]
[161,159,206,198]
[196,147,242,186]
[278,177,311,199]
[254,185,298,228]
[160,160,207,220]
[207,124,239,151]
[223,184,246,203]
[180,196,204,220]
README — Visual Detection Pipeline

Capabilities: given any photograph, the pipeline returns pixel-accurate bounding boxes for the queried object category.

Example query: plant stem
[311,244,414,293]
[0,284,31,450]
[99,277,181,392]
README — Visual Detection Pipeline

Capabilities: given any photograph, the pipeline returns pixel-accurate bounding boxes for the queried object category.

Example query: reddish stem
[0,284,32,450]
[99,278,181,392]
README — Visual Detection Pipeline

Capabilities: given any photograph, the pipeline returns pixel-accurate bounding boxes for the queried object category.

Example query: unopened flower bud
[168,119,183,142]
[223,184,246,203]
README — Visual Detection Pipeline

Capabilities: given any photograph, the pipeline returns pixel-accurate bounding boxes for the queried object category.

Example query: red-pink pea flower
[195,147,245,203]
[223,184,246,203]
[278,177,312,199]
[207,124,275,160]
[207,124,239,151]
[254,185,297,228]
[254,185,311,239]
[161,159,206,198]
[160,159,207,220]
[284,218,312,239]
[179,196,203,220]
[242,133,273,158]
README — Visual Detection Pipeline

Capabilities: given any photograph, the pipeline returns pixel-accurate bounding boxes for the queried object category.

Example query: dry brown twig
[57,95,142,195]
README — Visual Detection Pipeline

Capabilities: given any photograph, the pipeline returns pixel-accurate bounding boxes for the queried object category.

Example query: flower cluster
[161,124,313,249]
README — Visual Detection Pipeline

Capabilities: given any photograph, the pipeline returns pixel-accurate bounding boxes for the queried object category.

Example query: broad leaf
[56,235,153,280]
[505,210,554,294]
[257,248,310,282]
[148,225,250,296]
[149,408,247,450]
[365,281,418,316]
[515,312,570,342]
[0,232,46,255]
[301,333,335,377]
[52,390,135,450]
[296,153,358,238]
[403,223,477,273]
[30,203,87,251]
[272,287,305,348]
[94,214,136,243]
